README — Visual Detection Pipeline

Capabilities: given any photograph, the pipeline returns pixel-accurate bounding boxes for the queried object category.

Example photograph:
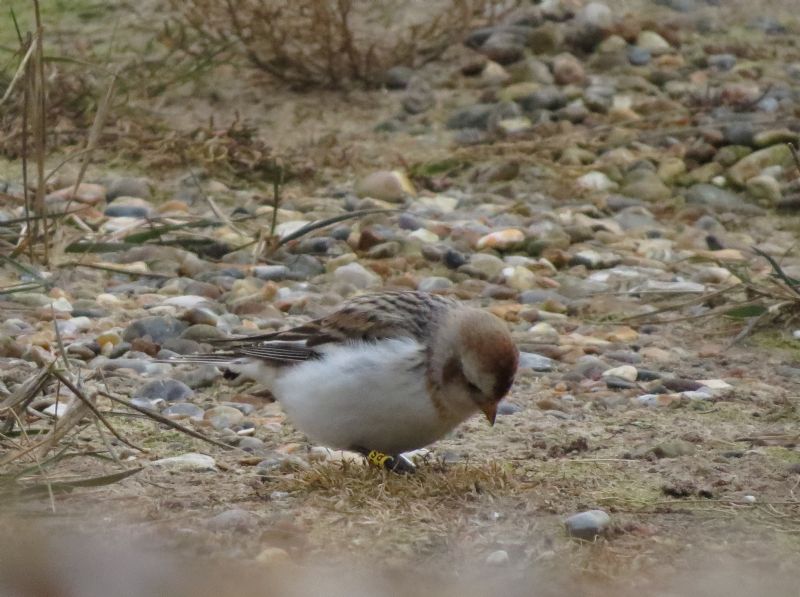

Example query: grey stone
[565,356,609,381]
[479,31,525,65]
[518,352,555,371]
[180,324,227,342]
[133,379,194,403]
[104,197,155,218]
[517,87,568,112]
[123,316,188,344]
[627,45,651,66]
[723,123,755,146]
[163,402,205,421]
[107,177,152,201]
[285,255,325,279]
[708,53,736,71]
[152,453,216,471]
[417,276,454,292]
[565,509,611,540]
[446,104,495,130]
[685,184,749,211]
[206,508,257,532]
[238,436,267,452]
[384,65,414,89]
[402,78,436,114]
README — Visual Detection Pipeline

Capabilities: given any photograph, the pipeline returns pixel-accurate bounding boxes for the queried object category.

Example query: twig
[0,31,38,105]
[67,69,118,215]
[97,390,234,450]
[8,409,56,512]
[50,369,143,453]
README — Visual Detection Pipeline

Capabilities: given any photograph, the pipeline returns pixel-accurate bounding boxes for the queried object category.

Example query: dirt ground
[2,1,800,595]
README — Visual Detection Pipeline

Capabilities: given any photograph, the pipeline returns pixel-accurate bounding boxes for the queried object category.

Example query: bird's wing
[213,290,457,349]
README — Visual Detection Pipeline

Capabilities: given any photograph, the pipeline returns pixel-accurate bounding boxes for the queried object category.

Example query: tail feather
[154,354,236,366]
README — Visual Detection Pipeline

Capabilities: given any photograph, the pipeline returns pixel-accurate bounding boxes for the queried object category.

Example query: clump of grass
[165,0,505,89]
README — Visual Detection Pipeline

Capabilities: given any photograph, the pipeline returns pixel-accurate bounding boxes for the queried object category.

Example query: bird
[160,290,519,472]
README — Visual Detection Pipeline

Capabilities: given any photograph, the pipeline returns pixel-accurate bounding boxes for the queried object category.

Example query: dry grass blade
[0,30,38,106]
[0,366,53,433]
[752,247,800,299]
[50,370,143,453]
[98,390,234,450]
[0,395,90,468]
[167,0,505,88]
[13,467,142,497]
[67,70,117,212]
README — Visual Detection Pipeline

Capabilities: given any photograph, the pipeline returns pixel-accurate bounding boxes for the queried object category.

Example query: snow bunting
[161,291,519,470]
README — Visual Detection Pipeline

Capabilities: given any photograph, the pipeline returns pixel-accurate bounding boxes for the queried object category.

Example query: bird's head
[438,308,519,424]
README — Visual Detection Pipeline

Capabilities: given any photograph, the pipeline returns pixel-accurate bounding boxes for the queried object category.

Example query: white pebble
[485,550,509,565]
[151,453,217,472]
[602,365,638,382]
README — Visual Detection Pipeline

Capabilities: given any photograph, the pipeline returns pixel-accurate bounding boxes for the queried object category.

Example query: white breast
[272,338,472,454]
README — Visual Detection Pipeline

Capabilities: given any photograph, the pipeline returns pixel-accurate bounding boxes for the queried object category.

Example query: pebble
[151,453,217,471]
[564,510,611,540]
[162,403,205,421]
[627,45,651,66]
[505,266,536,291]
[256,453,310,474]
[746,174,781,204]
[601,365,638,382]
[446,104,494,130]
[356,170,415,202]
[417,276,454,292]
[518,352,555,372]
[238,436,266,452]
[636,31,671,53]
[475,229,524,250]
[485,550,510,565]
[103,197,155,218]
[384,66,414,89]
[333,262,381,289]
[133,379,194,403]
[466,253,506,278]
[107,177,151,200]
[206,508,257,532]
[205,405,245,430]
[728,144,793,187]
[256,547,291,566]
[577,171,618,192]
[552,53,585,85]
[685,184,748,211]
[123,316,188,344]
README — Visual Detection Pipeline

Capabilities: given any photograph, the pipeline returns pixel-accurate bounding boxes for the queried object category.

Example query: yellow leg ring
[367,450,392,468]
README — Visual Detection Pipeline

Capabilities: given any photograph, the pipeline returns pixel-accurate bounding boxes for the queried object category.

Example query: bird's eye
[466,381,481,393]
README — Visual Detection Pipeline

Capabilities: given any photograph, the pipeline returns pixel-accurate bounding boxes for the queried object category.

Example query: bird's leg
[353,447,416,474]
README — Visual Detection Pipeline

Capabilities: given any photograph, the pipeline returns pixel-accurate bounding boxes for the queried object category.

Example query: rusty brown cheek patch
[426,356,462,419]
[441,356,464,385]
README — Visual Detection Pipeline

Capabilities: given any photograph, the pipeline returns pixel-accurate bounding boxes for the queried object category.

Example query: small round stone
[485,549,510,565]
[163,403,205,421]
[204,405,245,430]
[133,379,194,403]
[206,508,257,532]
[564,510,611,540]
[333,262,381,289]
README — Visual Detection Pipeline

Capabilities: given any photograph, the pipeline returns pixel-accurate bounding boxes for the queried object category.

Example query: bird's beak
[481,402,497,426]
